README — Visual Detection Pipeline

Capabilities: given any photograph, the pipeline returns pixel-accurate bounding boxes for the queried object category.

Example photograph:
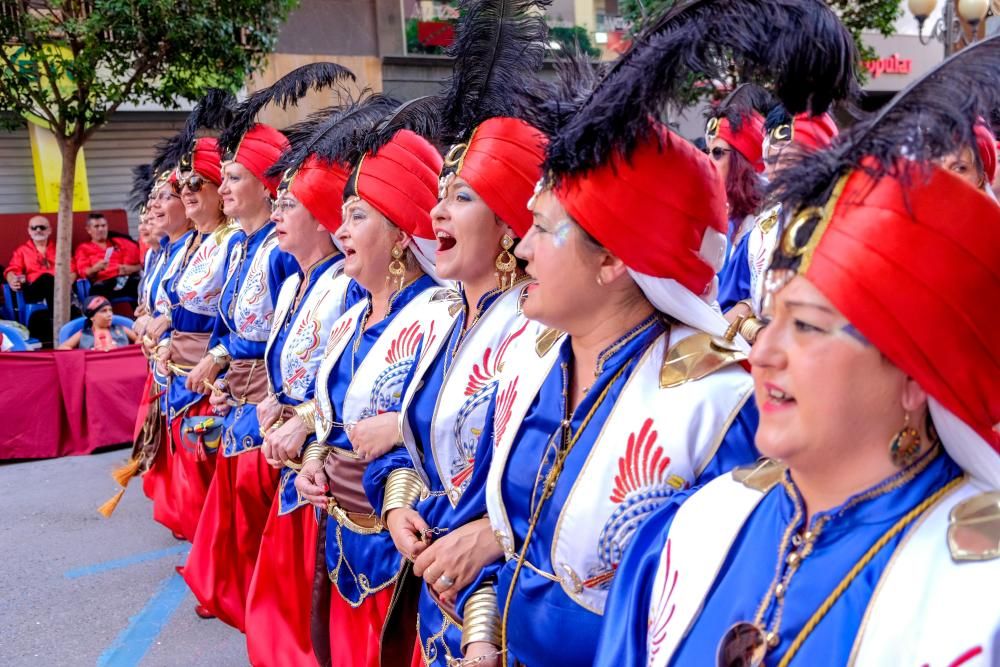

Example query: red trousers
[165,399,217,541]
[183,448,279,631]
[246,500,320,667]
[328,583,393,667]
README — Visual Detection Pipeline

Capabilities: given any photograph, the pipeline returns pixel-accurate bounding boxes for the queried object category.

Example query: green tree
[619,0,899,66]
[0,0,299,337]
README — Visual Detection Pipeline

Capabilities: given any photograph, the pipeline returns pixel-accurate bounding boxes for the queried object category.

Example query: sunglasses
[710,147,734,161]
[30,225,49,232]
[171,174,207,195]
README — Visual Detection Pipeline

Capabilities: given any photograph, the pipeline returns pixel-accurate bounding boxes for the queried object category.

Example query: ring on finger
[436,574,456,590]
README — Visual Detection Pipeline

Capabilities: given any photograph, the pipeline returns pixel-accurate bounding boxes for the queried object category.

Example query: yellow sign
[6,44,91,212]
[27,120,90,213]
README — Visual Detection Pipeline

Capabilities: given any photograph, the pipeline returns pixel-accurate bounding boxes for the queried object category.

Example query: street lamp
[909,0,991,55]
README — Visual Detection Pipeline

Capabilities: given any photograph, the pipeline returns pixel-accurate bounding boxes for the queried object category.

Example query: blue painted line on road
[64,544,189,580]
[97,571,191,667]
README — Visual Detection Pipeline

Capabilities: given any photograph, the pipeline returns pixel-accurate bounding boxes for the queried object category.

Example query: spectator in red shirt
[73,212,142,302]
[5,215,60,341]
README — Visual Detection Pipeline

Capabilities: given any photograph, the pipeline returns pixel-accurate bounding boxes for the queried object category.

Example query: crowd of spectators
[2,212,143,346]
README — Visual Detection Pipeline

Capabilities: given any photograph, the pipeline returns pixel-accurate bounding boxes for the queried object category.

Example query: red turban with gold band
[348,130,442,239]
[224,124,289,196]
[554,124,727,295]
[776,164,1000,452]
[769,112,839,152]
[444,117,546,238]
[191,137,223,186]
[287,155,350,234]
[707,114,766,172]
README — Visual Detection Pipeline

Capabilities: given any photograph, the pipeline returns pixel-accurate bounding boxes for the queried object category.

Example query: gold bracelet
[292,400,318,434]
[381,468,426,521]
[208,344,231,368]
[461,584,501,651]
[302,442,331,465]
[739,315,766,344]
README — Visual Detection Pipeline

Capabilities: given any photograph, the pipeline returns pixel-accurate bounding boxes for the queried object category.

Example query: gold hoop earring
[889,413,921,468]
[495,234,516,290]
[387,244,406,294]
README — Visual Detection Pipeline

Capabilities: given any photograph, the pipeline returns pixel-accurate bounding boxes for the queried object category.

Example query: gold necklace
[717,446,950,666]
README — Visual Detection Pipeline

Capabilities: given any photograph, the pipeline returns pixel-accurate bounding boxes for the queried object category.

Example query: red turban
[447,117,547,237]
[191,137,223,186]
[350,130,442,239]
[782,164,1000,451]
[707,113,765,172]
[973,121,997,184]
[554,124,727,294]
[225,124,288,196]
[288,155,350,234]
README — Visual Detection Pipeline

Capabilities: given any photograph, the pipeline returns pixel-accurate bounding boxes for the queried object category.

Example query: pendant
[717,622,767,667]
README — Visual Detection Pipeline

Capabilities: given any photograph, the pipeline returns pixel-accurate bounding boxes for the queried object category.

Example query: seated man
[4,215,58,340]
[73,212,142,302]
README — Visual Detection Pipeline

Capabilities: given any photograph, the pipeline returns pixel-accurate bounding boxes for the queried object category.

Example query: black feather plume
[437,0,552,143]
[708,83,775,132]
[266,92,400,179]
[514,49,605,140]
[546,0,859,179]
[770,35,1000,214]
[217,62,357,157]
[149,89,237,176]
[347,95,445,161]
[128,164,155,212]
[187,88,236,133]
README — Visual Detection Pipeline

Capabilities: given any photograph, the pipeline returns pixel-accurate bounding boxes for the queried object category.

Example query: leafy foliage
[619,0,899,74]
[0,0,300,139]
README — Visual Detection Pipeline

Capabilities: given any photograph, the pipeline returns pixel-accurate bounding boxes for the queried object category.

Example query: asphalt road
[0,448,247,666]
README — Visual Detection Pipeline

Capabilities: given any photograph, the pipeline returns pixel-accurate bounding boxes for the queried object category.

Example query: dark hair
[725,149,763,221]
[87,212,106,222]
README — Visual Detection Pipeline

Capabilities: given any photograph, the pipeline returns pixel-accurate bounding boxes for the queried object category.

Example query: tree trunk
[53,138,80,341]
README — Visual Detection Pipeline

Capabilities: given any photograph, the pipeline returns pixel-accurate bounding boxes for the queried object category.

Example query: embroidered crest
[447,322,529,491]
[493,377,519,449]
[360,322,433,419]
[587,418,685,590]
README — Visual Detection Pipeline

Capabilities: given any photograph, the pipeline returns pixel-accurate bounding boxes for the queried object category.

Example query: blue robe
[266,253,358,516]
[319,274,437,605]
[594,447,963,666]
[214,222,297,457]
[363,288,506,665]
[494,318,759,666]
[717,230,751,313]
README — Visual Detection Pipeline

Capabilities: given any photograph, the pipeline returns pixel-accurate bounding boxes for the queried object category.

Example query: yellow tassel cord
[97,488,126,518]
[111,458,141,487]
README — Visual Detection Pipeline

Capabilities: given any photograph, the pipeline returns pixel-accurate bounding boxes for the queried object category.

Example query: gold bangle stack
[461,584,501,651]
[739,315,766,344]
[381,468,425,521]
[292,400,318,434]
[302,442,331,466]
[208,343,231,368]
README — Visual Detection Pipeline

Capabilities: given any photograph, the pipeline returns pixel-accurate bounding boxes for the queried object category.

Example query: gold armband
[302,442,331,466]
[738,315,766,344]
[381,468,426,521]
[461,584,501,651]
[292,400,318,434]
[208,344,231,368]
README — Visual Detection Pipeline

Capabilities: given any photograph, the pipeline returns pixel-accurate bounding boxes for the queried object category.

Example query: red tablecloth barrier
[0,346,147,459]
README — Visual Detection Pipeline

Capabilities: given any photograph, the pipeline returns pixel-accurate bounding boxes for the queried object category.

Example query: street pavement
[0,448,246,666]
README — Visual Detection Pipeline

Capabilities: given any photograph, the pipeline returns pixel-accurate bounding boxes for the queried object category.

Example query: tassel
[111,458,141,487]
[97,488,126,518]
